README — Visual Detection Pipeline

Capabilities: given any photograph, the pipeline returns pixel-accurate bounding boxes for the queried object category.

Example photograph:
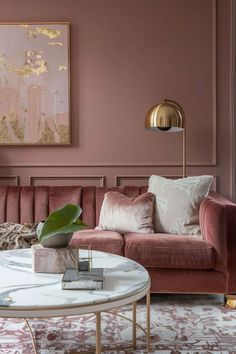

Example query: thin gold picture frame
[0,22,71,145]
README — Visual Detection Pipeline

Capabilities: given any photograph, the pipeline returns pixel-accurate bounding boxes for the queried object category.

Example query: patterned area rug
[0,294,236,354]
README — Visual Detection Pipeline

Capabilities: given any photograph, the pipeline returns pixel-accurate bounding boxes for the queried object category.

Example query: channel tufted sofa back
[0,185,148,226]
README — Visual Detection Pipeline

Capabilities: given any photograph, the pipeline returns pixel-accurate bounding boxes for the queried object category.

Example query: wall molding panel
[0,0,230,196]
[116,174,217,191]
[115,175,150,187]
[29,175,105,187]
[0,167,218,190]
[0,173,216,191]
[0,1,217,170]
[0,176,19,186]
[211,0,217,166]
[0,161,217,168]
[230,0,236,201]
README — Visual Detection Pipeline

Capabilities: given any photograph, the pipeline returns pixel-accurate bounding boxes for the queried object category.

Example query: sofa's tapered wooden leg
[224,295,236,309]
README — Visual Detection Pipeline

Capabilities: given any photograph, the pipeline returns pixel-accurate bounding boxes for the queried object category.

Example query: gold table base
[22,291,151,354]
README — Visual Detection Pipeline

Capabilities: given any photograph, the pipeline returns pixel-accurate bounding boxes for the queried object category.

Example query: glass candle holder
[78,245,92,272]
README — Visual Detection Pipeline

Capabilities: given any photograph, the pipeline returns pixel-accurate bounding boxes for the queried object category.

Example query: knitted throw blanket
[0,222,38,250]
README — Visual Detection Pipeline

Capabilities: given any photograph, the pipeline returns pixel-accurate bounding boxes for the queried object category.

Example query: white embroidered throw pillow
[148,175,214,235]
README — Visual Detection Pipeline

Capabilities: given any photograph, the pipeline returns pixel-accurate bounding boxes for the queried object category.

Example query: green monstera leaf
[37,204,87,243]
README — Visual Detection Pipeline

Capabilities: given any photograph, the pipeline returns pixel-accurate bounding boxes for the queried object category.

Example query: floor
[0,294,236,354]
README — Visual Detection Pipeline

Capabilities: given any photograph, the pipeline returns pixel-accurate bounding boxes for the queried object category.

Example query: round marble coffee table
[0,249,151,353]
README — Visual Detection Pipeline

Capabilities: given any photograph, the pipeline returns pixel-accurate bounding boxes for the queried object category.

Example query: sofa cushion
[96,191,155,234]
[70,229,124,256]
[124,233,215,270]
[148,175,214,235]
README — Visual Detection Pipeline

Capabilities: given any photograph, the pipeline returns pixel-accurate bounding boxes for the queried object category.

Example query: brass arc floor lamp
[145,99,186,178]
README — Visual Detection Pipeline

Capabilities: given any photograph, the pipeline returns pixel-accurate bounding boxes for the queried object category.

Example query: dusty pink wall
[0,0,232,198]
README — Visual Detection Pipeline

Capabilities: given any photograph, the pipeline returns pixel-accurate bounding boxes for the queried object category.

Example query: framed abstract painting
[0,22,70,145]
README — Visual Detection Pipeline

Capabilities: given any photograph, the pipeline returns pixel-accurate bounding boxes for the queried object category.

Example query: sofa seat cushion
[124,233,215,270]
[70,229,124,256]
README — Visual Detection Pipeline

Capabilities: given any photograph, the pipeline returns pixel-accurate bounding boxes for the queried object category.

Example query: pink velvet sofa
[0,185,236,297]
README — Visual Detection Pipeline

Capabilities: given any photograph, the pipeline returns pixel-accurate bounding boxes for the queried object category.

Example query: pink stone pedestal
[32,244,78,273]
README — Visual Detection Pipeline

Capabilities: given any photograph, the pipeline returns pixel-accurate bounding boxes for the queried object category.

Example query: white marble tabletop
[0,249,150,317]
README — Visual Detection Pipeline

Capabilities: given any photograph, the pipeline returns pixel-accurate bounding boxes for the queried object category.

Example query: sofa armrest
[199,192,236,293]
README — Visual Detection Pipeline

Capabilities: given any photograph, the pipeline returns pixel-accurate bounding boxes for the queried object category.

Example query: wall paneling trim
[29,175,105,187]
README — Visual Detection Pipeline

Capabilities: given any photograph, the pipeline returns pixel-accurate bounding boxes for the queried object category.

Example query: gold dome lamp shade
[145,99,186,177]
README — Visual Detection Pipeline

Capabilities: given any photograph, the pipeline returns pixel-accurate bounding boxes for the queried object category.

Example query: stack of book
[62,268,104,290]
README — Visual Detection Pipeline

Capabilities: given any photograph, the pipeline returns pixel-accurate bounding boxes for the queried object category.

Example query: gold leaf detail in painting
[25,26,61,39]
[48,42,63,46]
[11,50,48,78]
[58,65,67,71]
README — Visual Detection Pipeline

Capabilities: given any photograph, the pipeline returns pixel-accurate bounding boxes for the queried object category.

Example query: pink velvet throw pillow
[96,191,155,234]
